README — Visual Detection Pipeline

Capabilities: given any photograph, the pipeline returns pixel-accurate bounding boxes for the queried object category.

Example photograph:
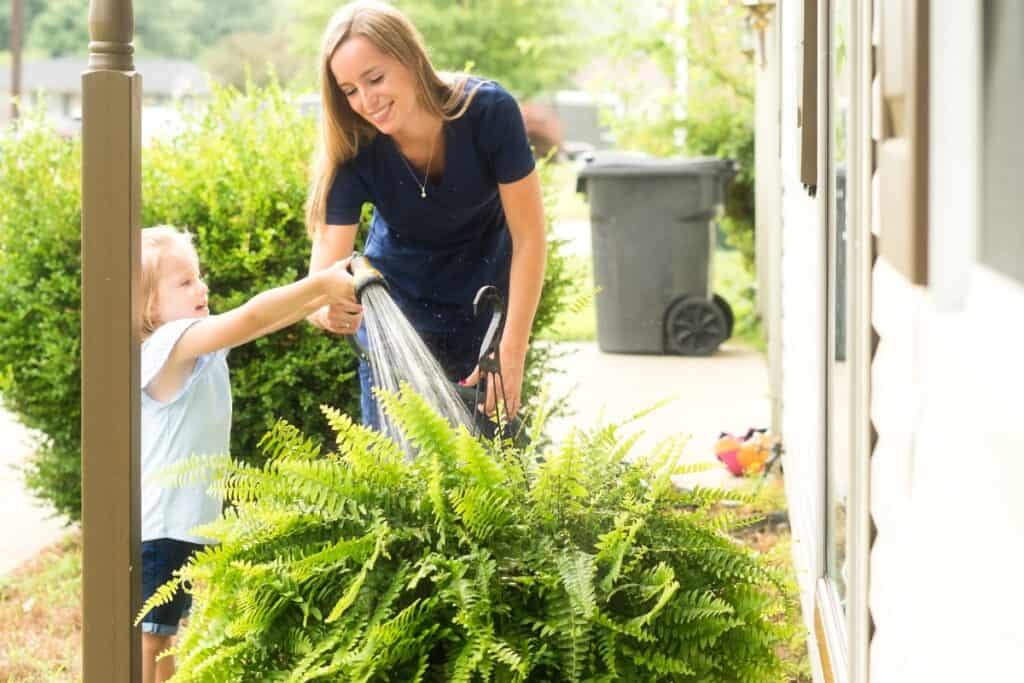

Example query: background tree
[203,31,308,89]
[24,0,87,58]
[286,0,586,98]
[22,0,282,61]
[0,0,45,53]
[594,0,754,269]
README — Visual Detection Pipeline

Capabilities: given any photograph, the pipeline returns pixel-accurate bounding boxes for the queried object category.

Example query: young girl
[137,226,360,683]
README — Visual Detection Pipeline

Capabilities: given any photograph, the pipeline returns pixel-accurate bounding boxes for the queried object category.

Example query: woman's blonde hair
[140,225,197,338]
[305,0,483,235]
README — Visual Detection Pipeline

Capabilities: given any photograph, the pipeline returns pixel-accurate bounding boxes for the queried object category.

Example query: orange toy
[716,429,774,476]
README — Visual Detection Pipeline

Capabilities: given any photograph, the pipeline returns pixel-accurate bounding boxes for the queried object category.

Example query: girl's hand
[323,257,358,305]
[461,343,527,418]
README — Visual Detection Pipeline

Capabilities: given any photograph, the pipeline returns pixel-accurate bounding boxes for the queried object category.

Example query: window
[980,0,1024,285]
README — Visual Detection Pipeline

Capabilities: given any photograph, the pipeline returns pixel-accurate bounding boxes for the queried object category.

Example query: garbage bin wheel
[712,293,734,340]
[664,296,728,356]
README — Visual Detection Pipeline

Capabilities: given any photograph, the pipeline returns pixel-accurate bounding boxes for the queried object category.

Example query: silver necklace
[398,127,439,199]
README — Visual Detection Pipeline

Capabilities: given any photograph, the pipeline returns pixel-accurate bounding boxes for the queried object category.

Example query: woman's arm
[467,168,546,417]
[308,223,363,335]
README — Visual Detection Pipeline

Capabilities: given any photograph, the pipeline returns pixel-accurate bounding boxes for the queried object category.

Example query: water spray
[344,252,524,450]
[344,252,473,456]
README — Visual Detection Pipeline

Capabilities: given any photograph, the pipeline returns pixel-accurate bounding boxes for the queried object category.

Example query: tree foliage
[143,387,791,681]
[286,0,586,99]
[0,0,47,53]
[22,0,280,60]
[593,0,755,271]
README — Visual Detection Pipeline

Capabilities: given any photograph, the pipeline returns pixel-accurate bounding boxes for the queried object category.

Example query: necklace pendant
[420,188,426,199]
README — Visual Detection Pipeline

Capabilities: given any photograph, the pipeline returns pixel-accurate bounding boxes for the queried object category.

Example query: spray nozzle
[348,251,388,302]
[474,286,506,374]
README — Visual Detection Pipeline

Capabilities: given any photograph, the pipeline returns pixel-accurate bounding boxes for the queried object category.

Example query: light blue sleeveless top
[141,318,231,544]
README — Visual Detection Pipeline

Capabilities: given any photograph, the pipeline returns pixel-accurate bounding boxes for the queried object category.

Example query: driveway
[547,341,771,489]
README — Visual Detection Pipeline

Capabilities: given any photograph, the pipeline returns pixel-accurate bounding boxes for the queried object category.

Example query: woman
[305,0,546,426]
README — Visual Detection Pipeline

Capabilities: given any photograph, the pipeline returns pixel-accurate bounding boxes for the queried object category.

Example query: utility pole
[10,0,24,120]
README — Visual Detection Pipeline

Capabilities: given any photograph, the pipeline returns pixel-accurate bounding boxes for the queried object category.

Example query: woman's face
[330,35,422,137]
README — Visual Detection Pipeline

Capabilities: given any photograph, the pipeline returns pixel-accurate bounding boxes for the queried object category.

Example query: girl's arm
[169,259,356,365]
[308,223,363,335]
[464,168,547,417]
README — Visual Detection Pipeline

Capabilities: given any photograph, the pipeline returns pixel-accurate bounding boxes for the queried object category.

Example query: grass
[537,253,597,343]
[731,473,813,682]
[0,532,82,682]
[546,161,591,223]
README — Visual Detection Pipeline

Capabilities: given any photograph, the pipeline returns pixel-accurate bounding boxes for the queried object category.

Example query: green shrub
[0,116,84,520]
[146,388,790,681]
[0,83,573,521]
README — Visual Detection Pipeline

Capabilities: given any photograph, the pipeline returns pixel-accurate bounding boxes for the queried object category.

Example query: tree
[204,31,307,89]
[593,0,755,269]
[189,0,282,51]
[25,0,87,58]
[0,0,45,52]
[23,0,283,60]
[286,0,587,99]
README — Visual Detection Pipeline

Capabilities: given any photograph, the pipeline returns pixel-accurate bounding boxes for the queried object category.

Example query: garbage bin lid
[577,151,735,178]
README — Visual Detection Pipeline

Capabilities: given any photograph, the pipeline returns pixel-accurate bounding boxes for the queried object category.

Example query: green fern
[154,384,789,681]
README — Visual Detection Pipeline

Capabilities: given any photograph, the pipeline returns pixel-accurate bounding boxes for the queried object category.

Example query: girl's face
[329,35,422,138]
[153,242,209,326]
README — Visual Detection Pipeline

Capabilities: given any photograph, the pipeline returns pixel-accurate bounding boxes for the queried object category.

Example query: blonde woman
[305,0,546,426]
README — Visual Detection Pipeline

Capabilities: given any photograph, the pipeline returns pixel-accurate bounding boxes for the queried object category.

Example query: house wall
[868,2,1024,680]
[775,1,1024,681]
[776,2,827,679]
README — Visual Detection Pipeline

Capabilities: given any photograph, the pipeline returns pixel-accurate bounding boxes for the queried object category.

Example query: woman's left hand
[462,343,527,418]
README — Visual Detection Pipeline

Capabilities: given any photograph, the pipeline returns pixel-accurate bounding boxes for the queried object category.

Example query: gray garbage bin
[577,152,736,355]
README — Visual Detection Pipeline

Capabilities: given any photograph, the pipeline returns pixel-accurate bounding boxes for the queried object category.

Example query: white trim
[817,579,849,681]
[846,1,873,680]
[927,0,981,310]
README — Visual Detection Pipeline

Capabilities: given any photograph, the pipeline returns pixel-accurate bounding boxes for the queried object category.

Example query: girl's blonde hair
[140,226,197,338]
[305,0,484,235]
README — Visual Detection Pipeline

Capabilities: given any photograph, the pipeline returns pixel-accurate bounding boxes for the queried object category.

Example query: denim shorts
[140,538,204,636]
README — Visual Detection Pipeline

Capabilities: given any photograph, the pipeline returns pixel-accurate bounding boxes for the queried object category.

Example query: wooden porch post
[81,0,141,680]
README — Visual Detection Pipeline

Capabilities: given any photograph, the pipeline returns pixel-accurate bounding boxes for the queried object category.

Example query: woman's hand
[308,302,363,336]
[462,342,527,418]
[309,258,364,335]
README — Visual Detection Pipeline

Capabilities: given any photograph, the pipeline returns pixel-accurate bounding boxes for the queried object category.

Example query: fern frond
[134,575,181,626]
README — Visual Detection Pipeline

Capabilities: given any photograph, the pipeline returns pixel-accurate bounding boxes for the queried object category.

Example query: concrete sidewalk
[546,341,771,489]
[0,407,70,575]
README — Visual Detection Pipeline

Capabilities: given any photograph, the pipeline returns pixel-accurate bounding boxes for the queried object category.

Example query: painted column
[81,0,141,680]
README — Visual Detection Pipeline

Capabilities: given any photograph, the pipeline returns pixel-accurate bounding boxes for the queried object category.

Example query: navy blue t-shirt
[325,80,535,348]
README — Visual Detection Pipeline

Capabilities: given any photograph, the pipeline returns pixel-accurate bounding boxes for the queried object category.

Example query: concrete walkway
[546,341,770,489]
[0,407,70,575]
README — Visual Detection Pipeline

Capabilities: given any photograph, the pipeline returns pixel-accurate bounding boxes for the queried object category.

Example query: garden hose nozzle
[349,252,388,302]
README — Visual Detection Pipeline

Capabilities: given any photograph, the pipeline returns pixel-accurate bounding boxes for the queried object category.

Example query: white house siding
[868,3,1024,679]
[776,2,826,679]
[870,264,1024,681]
